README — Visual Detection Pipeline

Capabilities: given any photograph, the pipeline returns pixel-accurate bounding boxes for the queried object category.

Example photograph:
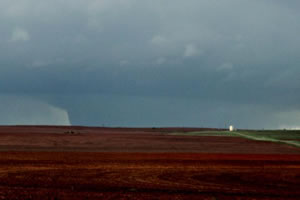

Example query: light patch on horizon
[278,126,300,130]
[276,110,300,130]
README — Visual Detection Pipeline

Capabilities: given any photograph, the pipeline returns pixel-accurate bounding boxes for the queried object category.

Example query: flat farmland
[0,126,299,199]
[0,152,300,200]
[0,126,299,154]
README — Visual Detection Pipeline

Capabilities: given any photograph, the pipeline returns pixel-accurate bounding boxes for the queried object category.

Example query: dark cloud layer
[0,0,299,128]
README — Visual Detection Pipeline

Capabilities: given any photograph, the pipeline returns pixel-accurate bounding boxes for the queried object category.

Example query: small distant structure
[229,125,235,132]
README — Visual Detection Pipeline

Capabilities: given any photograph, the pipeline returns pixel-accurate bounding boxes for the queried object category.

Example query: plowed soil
[0,152,300,200]
[0,126,299,199]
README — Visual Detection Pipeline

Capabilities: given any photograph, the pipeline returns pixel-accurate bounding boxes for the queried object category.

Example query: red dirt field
[0,126,299,154]
[0,152,300,200]
[0,126,299,199]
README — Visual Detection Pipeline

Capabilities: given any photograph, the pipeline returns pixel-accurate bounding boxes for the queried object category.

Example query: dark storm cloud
[0,0,300,128]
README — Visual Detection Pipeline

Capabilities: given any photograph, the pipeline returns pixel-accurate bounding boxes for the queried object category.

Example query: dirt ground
[0,152,299,200]
[0,126,299,199]
[0,126,299,154]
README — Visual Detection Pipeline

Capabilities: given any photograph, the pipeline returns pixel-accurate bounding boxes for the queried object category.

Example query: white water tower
[229,125,234,132]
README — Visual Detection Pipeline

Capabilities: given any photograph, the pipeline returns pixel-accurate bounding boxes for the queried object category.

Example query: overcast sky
[0,0,300,129]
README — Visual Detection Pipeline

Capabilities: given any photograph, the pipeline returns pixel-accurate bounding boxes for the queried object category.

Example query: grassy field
[238,130,300,140]
[170,130,237,136]
[171,130,300,147]
[236,130,300,147]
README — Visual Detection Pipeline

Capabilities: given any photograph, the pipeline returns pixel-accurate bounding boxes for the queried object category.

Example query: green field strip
[232,131,300,148]
[169,130,300,148]
[169,131,238,137]
[237,130,300,140]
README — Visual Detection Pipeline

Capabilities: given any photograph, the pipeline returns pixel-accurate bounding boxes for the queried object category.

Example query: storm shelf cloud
[0,0,300,129]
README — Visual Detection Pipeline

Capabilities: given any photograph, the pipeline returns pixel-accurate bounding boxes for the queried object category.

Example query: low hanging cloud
[0,95,71,125]
[42,94,299,129]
